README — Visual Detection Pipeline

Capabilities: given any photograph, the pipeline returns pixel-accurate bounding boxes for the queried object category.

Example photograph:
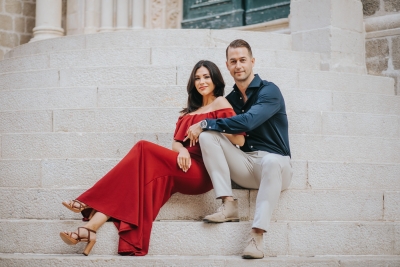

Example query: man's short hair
[226,39,253,59]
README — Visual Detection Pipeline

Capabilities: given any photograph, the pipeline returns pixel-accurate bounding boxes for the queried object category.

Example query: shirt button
[223,130,225,132]
[250,146,253,148]
[209,126,211,129]
[247,135,249,137]
[240,97,242,99]
[242,110,244,112]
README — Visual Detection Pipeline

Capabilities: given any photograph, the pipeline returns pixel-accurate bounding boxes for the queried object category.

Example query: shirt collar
[233,74,262,91]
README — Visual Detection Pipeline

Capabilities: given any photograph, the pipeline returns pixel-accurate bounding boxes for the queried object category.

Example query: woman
[60,60,245,256]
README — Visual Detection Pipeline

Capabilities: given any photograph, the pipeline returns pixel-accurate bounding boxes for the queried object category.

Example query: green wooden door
[181,0,290,29]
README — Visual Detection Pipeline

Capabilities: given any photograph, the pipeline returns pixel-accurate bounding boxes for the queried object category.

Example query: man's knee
[199,131,222,146]
[260,154,281,171]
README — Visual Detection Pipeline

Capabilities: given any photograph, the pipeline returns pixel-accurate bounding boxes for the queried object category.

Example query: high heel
[59,227,97,256]
[62,200,89,213]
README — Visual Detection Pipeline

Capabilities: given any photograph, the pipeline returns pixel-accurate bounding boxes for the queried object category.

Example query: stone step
[0,47,321,73]
[0,220,397,256]
[1,108,398,138]
[1,254,400,267]
[2,159,399,191]
[0,65,393,95]
[1,87,399,114]
[0,188,392,222]
[1,133,399,163]
[3,29,292,59]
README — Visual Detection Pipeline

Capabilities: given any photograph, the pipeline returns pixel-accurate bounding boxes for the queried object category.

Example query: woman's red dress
[76,108,237,256]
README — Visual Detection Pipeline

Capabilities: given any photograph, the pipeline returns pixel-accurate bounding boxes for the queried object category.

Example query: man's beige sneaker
[242,233,264,259]
[203,199,239,223]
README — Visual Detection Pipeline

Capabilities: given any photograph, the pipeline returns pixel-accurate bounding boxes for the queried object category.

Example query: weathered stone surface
[366,38,389,58]
[0,14,13,31]
[0,160,41,187]
[384,0,400,12]
[308,162,400,190]
[0,87,97,111]
[366,57,388,74]
[0,54,48,73]
[0,31,19,48]
[14,16,25,32]
[384,191,400,220]
[362,0,380,16]
[5,0,22,14]
[0,110,52,133]
[0,69,59,90]
[26,17,35,33]
[22,1,35,17]
[19,34,31,45]
[392,36,400,70]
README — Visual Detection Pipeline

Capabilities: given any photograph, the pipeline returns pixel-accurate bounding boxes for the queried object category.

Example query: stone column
[100,0,114,32]
[132,0,145,29]
[290,0,366,74]
[30,0,64,42]
[116,0,129,31]
[84,0,100,34]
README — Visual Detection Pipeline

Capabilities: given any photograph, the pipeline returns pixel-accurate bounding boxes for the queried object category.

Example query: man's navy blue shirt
[204,74,291,157]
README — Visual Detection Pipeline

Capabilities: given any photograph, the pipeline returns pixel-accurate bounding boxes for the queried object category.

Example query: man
[185,39,292,259]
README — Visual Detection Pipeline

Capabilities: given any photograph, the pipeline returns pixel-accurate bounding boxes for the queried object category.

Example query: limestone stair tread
[0,220,398,256]
[3,29,292,59]
[1,253,400,267]
[0,66,394,95]
[0,187,397,222]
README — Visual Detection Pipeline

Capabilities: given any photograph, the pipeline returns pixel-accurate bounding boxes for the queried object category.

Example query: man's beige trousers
[199,131,292,231]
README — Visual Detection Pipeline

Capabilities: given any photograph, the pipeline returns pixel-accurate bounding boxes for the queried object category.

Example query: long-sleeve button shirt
[204,74,291,157]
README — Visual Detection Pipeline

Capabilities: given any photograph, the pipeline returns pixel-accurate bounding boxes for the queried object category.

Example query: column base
[30,25,64,42]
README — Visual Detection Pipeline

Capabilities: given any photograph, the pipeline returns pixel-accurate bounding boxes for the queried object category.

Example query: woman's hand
[177,148,191,172]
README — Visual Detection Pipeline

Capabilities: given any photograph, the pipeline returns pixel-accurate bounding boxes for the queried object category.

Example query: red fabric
[76,108,237,256]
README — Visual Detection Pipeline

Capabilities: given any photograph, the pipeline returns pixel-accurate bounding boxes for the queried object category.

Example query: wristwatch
[200,120,208,130]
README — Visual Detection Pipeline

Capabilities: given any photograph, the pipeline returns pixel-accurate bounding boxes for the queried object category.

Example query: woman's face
[194,66,215,97]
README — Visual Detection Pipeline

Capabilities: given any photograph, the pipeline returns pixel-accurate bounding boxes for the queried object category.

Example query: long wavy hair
[180,60,225,115]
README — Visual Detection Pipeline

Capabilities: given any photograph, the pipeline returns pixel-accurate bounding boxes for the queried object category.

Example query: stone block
[0,31,19,48]
[288,160,308,189]
[284,90,333,112]
[22,2,35,17]
[392,36,400,70]
[299,70,395,94]
[384,0,400,12]
[19,34,31,45]
[86,29,212,49]
[331,0,364,33]
[5,0,22,14]
[26,17,35,33]
[0,160,41,187]
[5,35,85,58]
[59,66,176,87]
[321,112,399,138]
[0,54,48,73]
[366,57,388,74]
[14,17,25,33]
[1,133,172,159]
[97,86,187,108]
[384,191,400,220]
[0,87,97,111]
[290,135,400,163]
[332,91,400,114]
[0,69,59,90]
[0,110,52,133]
[290,0,331,32]
[292,28,331,53]
[0,14,13,31]
[308,162,400,190]
[210,30,292,51]
[53,108,179,133]
[362,0,380,16]
[49,48,151,69]
[0,49,4,60]
[287,111,322,135]
[366,38,389,58]
[288,222,395,255]
[331,28,365,55]
[275,50,321,70]
[250,190,383,221]
[339,256,400,267]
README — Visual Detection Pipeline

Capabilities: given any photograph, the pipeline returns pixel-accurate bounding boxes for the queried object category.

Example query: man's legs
[199,131,255,222]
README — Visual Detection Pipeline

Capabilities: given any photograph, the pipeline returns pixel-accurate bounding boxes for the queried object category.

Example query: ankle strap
[78,227,96,234]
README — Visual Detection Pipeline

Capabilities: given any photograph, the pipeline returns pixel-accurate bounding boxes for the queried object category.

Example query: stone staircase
[0,29,399,266]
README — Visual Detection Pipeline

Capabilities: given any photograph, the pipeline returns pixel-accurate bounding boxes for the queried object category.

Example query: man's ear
[225,61,229,69]
[251,57,255,66]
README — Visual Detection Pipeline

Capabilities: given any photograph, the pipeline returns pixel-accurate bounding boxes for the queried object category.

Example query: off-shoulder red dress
[76,108,238,256]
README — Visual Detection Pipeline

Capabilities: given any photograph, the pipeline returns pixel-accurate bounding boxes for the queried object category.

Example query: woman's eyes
[195,76,211,80]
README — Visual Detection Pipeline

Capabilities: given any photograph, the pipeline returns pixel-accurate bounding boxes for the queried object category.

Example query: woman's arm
[213,97,245,147]
[172,140,191,172]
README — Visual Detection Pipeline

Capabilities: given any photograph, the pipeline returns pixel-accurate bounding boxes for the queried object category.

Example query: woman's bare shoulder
[212,96,232,110]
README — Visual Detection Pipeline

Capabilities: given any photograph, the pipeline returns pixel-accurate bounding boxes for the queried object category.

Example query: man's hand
[183,121,203,147]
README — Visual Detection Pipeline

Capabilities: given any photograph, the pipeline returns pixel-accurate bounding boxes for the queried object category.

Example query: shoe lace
[216,203,225,213]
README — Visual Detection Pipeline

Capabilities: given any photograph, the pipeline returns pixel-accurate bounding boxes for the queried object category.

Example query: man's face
[226,47,255,83]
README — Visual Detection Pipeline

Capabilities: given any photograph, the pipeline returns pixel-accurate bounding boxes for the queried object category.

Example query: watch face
[200,120,207,129]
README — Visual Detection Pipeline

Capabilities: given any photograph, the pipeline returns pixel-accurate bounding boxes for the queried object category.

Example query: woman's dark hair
[181,60,225,115]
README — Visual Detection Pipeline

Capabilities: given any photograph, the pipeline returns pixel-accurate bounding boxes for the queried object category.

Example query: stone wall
[362,0,400,94]
[0,0,36,59]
